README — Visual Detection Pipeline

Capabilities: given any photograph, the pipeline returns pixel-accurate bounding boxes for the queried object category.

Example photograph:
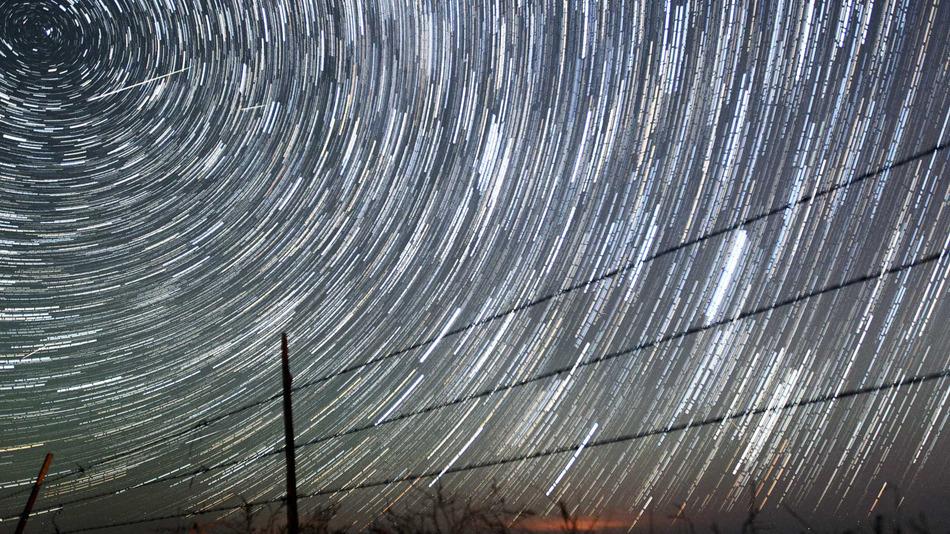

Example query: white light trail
[546,422,599,496]
[429,425,483,487]
[88,66,192,101]
[706,230,748,321]
[375,374,424,426]
[419,307,462,363]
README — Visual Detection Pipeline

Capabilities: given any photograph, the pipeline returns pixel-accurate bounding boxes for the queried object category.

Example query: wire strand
[55,367,950,533]
[12,244,947,524]
[7,139,941,503]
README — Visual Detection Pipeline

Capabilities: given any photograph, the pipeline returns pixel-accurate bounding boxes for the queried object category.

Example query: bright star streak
[88,66,192,101]
[547,422,599,496]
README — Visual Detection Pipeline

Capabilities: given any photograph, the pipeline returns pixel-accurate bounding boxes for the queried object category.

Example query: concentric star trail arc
[3,1,950,532]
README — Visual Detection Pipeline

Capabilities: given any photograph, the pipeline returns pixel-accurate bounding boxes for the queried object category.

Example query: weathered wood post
[15,453,53,534]
[280,333,300,534]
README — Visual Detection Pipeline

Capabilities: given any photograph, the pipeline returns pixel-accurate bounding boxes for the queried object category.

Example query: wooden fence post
[14,453,53,534]
[281,333,300,534]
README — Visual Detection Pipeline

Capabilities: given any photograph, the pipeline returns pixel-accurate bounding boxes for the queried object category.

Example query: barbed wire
[4,140,944,505]
[9,241,948,525]
[55,366,950,533]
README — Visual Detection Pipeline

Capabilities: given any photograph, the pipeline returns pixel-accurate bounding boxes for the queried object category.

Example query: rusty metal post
[15,453,53,534]
[280,333,300,534]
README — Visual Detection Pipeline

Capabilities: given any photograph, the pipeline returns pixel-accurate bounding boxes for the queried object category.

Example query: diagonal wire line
[12,244,948,523]
[54,366,950,533]
[289,139,950,393]
[4,140,945,504]
[275,249,949,454]
[0,393,283,503]
[300,368,950,496]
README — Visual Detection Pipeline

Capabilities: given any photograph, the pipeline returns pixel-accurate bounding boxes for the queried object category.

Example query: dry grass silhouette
[366,483,534,534]
[143,484,944,534]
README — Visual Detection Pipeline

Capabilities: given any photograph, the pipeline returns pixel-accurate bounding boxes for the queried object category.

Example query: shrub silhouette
[143,485,942,534]
[367,482,535,534]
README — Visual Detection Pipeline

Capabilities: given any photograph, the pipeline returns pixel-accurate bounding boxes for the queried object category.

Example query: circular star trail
[3,1,950,532]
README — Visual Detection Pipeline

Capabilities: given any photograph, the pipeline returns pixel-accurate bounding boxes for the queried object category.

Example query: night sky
[2,1,950,532]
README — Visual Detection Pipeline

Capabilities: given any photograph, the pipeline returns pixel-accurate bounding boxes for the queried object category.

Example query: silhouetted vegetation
[153,498,346,534]
[366,483,534,534]
[145,484,945,534]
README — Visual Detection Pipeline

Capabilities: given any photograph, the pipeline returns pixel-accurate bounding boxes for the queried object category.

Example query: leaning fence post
[280,333,300,534]
[15,453,53,534]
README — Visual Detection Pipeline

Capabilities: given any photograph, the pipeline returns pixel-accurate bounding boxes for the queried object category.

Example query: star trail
[2,1,950,532]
